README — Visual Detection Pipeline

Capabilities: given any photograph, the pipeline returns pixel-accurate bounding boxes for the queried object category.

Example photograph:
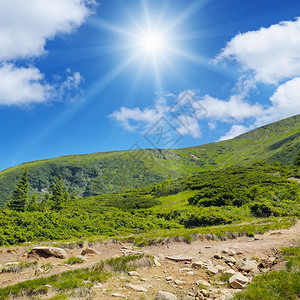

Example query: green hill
[0,114,299,206]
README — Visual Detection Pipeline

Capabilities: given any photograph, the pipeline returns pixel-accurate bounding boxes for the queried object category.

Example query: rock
[45,284,53,289]
[112,293,126,298]
[224,269,236,276]
[128,271,140,277]
[166,276,173,281]
[187,271,194,275]
[228,250,236,256]
[154,258,161,266]
[215,264,227,272]
[174,280,185,285]
[158,254,165,260]
[196,279,211,287]
[94,283,103,288]
[155,291,178,300]
[225,257,236,264]
[240,261,257,273]
[206,265,219,274]
[179,267,192,272]
[35,268,44,275]
[126,284,147,292]
[30,247,67,259]
[229,272,249,289]
[165,256,193,262]
[198,289,209,297]
[81,248,99,255]
[192,261,204,268]
[214,254,222,259]
[222,249,229,254]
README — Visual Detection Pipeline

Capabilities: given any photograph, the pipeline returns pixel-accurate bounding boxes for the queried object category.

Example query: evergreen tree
[8,168,29,212]
[26,194,38,212]
[294,151,300,166]
[51,174,65,211]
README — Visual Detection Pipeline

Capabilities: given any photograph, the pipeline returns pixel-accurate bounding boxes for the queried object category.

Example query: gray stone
[126,284,147,292]
[196,279,211,287]
[192,261,204,268]
[206,265,219,274]
[165,256,193,262]
[155,291,178,300]
[81,248,100,255]
[128,271,140,276]
[30,247,67,259]
[229,272,249,289]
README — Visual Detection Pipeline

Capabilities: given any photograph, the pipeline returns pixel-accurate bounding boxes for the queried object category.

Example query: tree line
[6,168,70,212]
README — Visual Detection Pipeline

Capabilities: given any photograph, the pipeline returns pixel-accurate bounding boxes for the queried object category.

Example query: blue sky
[1,0,300,171]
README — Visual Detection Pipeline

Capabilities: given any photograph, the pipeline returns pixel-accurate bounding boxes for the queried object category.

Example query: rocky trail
[0,221,299,299]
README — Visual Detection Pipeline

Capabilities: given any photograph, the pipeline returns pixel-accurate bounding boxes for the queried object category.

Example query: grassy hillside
[0,162,299,246]
[0,114,299,206]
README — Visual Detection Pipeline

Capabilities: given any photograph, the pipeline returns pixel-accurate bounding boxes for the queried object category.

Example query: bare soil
[0,221,299,299]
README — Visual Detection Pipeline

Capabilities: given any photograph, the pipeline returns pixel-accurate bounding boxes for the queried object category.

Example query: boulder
[30,247,67,259]
[155,291,178,300]
[81,248,99,255]
[229,272,249,289]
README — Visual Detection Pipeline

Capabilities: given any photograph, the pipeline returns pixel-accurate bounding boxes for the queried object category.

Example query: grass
[0,254,151,300]
[64,256,85,265]
[115,217,297,246]
[1,261,38,273]
[233,243,300,300]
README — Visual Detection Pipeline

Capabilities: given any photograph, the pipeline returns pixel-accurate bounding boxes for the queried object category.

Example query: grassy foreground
[0,254,153,300]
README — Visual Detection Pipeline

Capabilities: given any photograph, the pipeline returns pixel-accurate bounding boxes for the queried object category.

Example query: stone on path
[30,247,67,259]
[229,272,249,289]
[155,291,178,300]
[81,248,99,255]
[165,256,193,262]
[125,284,147,292]
[128,271,140,276]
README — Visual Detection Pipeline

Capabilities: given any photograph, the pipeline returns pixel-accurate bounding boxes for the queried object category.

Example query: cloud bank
[0,0,95,106]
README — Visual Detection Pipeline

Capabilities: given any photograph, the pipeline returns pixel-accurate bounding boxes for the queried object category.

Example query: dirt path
[0,221,299,299]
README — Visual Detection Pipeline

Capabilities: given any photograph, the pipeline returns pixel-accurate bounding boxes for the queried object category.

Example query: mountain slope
[0,114,299,206]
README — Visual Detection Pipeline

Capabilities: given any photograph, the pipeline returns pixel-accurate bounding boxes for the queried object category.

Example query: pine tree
[294,151,300,166]
[51,174,65,211]
[8,168,29,212]
[26,194,38,212]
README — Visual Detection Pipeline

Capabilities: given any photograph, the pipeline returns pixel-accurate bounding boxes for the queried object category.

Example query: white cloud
[0,0,95,106]
[215,17,300,84]
[177,115,201,138]
[200,94,262,121]
[109,107,162,132]
[0,64,84,106]
[0,0,95,61]
[219,125,250,141]
[0,64,52,106]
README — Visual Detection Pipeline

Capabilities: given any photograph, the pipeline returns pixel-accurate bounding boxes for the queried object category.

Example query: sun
[140,32,164,54]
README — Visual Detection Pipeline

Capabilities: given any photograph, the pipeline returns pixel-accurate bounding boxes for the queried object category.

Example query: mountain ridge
[0,114,299,206]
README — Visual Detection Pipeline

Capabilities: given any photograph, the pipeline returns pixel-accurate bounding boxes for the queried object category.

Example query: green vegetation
[64,256,85,265]
[0,254,151,299]
[233,244,300,300]
[0,161,299,246]
[6,168,29,212]
[0,114,299,206]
